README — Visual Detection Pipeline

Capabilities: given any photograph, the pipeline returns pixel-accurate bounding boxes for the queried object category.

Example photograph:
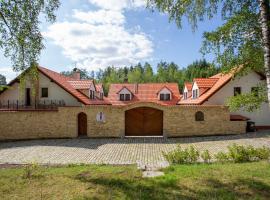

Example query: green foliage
[214,152,230,163]
[226,84,268,112]
[0,0,60,72]
[164,145,200,164]
[23,162,42,179]
[0,74,6,85]
[201,150,211,163]
[215,144,270,163]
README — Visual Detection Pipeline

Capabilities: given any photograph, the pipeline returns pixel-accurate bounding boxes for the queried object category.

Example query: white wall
[0,72,82,106]
[204,71,270,126]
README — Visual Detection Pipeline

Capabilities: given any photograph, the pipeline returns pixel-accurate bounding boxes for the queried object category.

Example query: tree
[147,0,270,106]
[0,74,6,85]
[0,0,60,72]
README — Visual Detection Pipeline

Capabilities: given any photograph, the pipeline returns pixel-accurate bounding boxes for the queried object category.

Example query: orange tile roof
[184,82,193,91]
[38,67,110,105]
[194,78,219,88]
[108,83,181,105]
[179,73,233,105]
[68,80,94,89]
[95,84,103,92]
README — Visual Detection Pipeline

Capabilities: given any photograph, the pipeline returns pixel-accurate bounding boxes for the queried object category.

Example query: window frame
[195,111,204,121]
[234,87,241,96]
[41,87,48,98]
[125,94,131,101]
[89,90,95,99]
[120,94,125,101]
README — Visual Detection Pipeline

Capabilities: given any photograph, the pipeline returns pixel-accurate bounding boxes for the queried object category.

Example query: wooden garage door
[125,107,163,136]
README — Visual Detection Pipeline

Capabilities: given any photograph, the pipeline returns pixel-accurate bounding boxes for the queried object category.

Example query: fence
[0,99,66,110]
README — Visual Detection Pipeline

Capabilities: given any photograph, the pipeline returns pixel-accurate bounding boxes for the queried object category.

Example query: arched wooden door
[125,107,163,136]
[78,112,87,136]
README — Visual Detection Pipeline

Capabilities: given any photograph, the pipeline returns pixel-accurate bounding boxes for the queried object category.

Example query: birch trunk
[259,0,270,105]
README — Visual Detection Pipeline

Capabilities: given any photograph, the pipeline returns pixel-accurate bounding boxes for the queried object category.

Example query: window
[120,94,125,101]
[89,90,95,99]
[184,92,188,100]
[41,88,48,98]
[120,93,131,101]
[195,111,204,121]
[160,93,170,101]
[251,87,259,96]
[100,93,104,100]
[125,94,131,101]
[192,89,198,99]
[234,87,241,96]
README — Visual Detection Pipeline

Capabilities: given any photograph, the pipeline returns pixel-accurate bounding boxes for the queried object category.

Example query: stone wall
[0,103,246,140]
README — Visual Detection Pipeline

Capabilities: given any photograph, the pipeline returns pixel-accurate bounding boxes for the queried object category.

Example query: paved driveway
[0,131,269,168]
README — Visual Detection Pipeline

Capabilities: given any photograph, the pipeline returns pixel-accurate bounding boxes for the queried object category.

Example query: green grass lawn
[0,162,270,200]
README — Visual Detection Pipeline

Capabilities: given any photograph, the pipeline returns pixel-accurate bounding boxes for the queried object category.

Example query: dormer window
[120,93,131,101]
[192,89,199,99]
[160,93,170,101]
[158,87,172,101]
[89,90,95,99]
[100,92,104,100]
[183,92,188,100]
[118,87,132,101]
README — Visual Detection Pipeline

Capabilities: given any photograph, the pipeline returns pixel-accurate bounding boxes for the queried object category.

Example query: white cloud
[44,0,153,71]
[88,0,146,11]
[0,67,18,82]
[73,10,125,25]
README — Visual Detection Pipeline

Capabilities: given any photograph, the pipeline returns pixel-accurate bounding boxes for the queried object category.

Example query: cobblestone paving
[0,131,269,168]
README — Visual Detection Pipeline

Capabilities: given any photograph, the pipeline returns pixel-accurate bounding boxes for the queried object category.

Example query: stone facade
[0,103,246,140]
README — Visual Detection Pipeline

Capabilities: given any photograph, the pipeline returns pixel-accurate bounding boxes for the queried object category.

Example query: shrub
[164,145,200,164]
[201,150,211,163]
[228,144,255,163]
[23,163,42,179]
[215,152,229,163]
[214,144,270,163]
[254,146,270,160]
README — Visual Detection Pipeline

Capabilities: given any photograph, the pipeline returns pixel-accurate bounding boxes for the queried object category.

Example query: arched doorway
[78,112,87,136]
[125,107,163,136]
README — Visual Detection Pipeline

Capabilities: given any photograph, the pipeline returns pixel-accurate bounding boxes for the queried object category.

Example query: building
[0,66,268,140]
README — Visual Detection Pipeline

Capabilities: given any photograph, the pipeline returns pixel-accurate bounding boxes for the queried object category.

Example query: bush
[23,163,42,179]
[228,144,255,163]
[214,144,270,163]
[201,150,211,163]
[164,145,200,164]
[254,146,270,160]
[215,152,230,163]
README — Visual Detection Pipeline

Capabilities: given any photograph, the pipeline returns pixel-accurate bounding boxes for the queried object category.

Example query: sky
[0,0,224,82]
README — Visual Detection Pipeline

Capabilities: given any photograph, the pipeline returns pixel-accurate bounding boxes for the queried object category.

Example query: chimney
[124,77,128,83]
[72,68,80,80]
[134,83,138,94]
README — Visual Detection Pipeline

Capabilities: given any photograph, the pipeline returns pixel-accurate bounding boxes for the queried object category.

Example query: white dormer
[118,87,132,101]
[158,87,172,101]
[192,82,199,99]
[89,83,96,99]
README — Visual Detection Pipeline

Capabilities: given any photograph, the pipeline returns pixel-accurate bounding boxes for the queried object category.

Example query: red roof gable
[184,82,193,91]
[38,67,110,105]
[179,73,232,105]
[108,83,181,105]
[194,78,219,88]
